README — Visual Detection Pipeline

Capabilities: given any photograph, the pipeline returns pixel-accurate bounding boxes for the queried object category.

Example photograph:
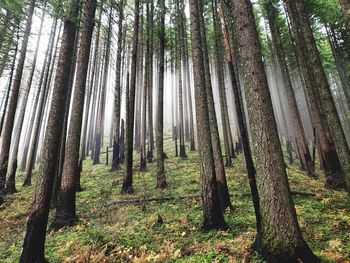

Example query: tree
[51,0,96,230]
[189,0,228,230]
[284,0,350,192]
[20,0,80,261]
[112,0,125,171]
[156,0,167,189]
[5,5,46,195]
[0,0,36,205]
[229,0,320,261]
[121,0,140,194]
[263,0,316,178]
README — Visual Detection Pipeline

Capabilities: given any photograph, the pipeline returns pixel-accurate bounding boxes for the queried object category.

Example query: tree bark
[51,0,96,230]
[121,0,140,194]
[20,0,80,261]
[229,0,319,261]
[189,0,228,230]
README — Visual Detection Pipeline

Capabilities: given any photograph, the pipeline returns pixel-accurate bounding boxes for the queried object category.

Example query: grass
[0,139,349,262]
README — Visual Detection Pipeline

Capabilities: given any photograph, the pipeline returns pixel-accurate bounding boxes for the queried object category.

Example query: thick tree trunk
[229,0,319,261]
[219,0,262,246]
[51,0,96,230]
[20,1,80,261]
[121,0,140,194]
[197,0,232,212]
[189,0,228,230]
[0,0,36,204]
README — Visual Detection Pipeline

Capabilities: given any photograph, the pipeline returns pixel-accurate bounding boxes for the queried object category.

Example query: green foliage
[0,138,349,262]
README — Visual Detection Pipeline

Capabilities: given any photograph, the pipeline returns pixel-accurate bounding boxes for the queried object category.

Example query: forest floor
[0,139,349,263]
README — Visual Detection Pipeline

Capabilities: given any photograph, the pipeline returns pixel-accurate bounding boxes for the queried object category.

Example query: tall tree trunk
[156,0,167,189]
[219,0,261,248]
[5,7,46,194]
[20,0,80,261]
[0,26,19,136]
[229,0,319,261]
[284,0,349,191]
[23,20,60,187]
[51,0,96,230]
[121,0,140,194]
[112,0,125,171]
[264,0,316,177]
[197,0,232,212]
[146,1,155,162]
[189,0,228,230]
[211,0,232,167]
[0,0,36,204]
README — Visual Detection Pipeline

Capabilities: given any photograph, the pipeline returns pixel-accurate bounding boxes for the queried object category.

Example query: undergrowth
[0,139,349,262]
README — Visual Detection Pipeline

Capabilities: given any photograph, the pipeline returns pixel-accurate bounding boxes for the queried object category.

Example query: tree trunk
[0,0,36,204]
[284,0,349,192]
[112,0,125,171]
[197,0,232,212]
[5,7,46,195]
[156,0,167,189]
[51,0,96,230]
[229,0,319,261]
[121,0,140,194]
[189,0,228,230]
[20,1,80,261]
[23,20,60,187]
[264,0,316,177]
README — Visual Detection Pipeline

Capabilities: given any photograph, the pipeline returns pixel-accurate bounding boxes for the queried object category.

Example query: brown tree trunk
[121,0,140,194]
[197,0,232,212]
[5,7,46,195]
[112,0,125,171]
[229,0,319,261]
[189,0,228,230]
[0,0,36,204]
[51,0,96,230]
[20,0,80,261]
[156,0,167,189]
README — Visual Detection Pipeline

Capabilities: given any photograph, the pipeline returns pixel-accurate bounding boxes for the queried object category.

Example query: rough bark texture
[229,0,319,262]
[51,0,96,230]
[189,0,227,230]
[197,0,232,212]
[156,0,167,189]
[121,0,140,194]
[0,0,36,204]
[20,1,80,261]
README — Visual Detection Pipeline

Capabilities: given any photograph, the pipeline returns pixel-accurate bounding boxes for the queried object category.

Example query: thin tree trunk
[121,0,140,194]
[5,7,46,194]
[0,0,36,204]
